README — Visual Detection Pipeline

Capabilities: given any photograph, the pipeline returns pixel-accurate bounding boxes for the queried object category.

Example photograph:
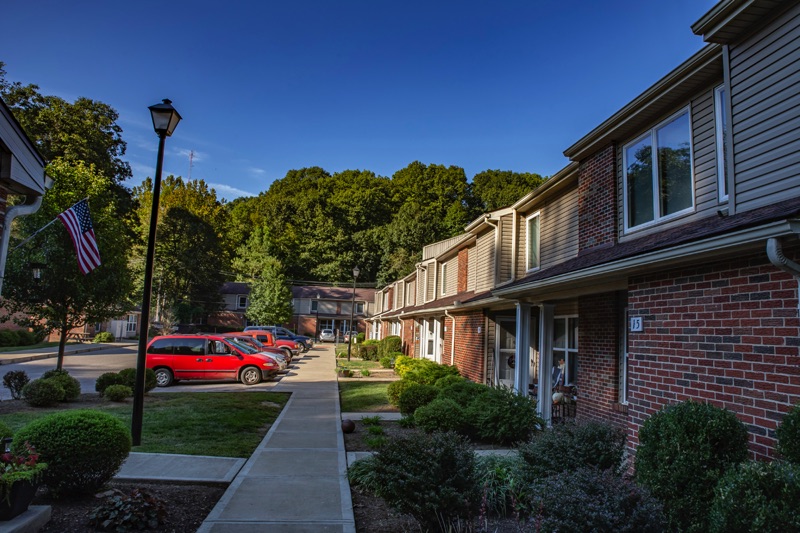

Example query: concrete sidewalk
[0,342,126,365]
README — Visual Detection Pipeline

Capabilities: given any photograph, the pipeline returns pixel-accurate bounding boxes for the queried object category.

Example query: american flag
[57,199,101,274]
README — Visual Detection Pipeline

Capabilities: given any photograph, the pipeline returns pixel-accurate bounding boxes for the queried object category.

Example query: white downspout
[766,237,800,310]
[0,178,54,296]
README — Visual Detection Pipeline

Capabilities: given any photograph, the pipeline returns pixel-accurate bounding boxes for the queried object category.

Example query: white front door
[496,319,516,388]
[423,318,441,362]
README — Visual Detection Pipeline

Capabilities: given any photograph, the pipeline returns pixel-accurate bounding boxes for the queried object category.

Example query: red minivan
[146,334,279,387]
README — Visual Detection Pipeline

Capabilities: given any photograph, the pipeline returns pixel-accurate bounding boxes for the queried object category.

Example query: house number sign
[630,317,643,332]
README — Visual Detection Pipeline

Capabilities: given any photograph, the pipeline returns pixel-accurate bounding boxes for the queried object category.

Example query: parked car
[343,330,359,343]
[220,334,289,368]
[319,329,335,342]
[224,337,288,371]
[244,326,313,352]
[146,334,280,387]
[234,330,300,360]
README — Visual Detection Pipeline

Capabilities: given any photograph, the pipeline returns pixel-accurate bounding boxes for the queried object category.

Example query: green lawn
[339,381,397,412]
[337,359,381,372]
[0,392,289,458]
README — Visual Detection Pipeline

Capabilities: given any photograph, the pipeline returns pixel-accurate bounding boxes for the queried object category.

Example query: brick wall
[402,318,416,356]
[387,288,394,311]
[627,253,800,460]
[578,143,616,252]
[458,248,469,293]
[453,310,486,383]
[577,293,628,431]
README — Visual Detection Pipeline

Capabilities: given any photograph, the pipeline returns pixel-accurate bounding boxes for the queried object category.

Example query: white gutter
[0,177,54,296]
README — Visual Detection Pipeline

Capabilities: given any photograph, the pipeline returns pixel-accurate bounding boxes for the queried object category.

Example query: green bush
[404,359,461,385]
[518,420,626,480]
[397,383,439,416]
[475,455,529,518]
[3,370,29,400]
[93,331,115,343]
[14,409,131,496]
[467,386,543,446]
[635,400,749,533]
[776,403,800,464]
[709,460,800,533]
[414,397,469,434]
[358,344,379,361]
[356,332,365,343]
[22,379,64,407]
[387,379,414,407]
[41,369,80,402]
[367,431,479,530]
[117,368,157,393]
[438,379,487,406]
[392,355,414,377]
[0,421,13,440]
[362,339,379,346]
[0,330,20,347]
[15,330,37,346]
[348,455,381,493]
[528,466,666,532]
[104,384,132,402]
[379,336,402,359]
[434,374,466,388]
[378,356,393,369]
[89,488,166,531]
[95,372,125,395]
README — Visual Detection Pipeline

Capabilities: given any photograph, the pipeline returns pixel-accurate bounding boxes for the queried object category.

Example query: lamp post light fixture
[30,262,45,281]
[315,293,321,342]
[132,99,182,447]
[347,266,360,361]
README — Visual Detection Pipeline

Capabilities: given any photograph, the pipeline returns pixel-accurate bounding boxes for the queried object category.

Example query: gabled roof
[692,0,788,43]
[291,285,376,301]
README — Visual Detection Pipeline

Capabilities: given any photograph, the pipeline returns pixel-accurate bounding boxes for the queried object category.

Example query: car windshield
[227,339,257,354]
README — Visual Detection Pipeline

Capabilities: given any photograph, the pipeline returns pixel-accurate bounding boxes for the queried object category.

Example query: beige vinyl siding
[442,257,457,296]
[408,279,416,307]
[474,229,496,292]
[540,187,580,267]
[617,86,722,241]
[499,214,514,283]
[417,269,426,303]
[516,212,527,279]
[396,281,405,308]
[426,263,435,302]
[467,247,477,291]
[729,2,800,212]
[423,234,470,260]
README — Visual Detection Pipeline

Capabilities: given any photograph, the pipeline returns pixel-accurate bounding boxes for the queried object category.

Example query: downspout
[767,237,800,309]
[0,178,54,296]
[444,309,455,366]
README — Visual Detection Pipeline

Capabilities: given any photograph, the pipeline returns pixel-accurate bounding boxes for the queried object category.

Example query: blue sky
[2,0,715,201]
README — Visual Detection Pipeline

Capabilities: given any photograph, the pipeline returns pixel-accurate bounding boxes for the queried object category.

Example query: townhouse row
[367,0,800,459]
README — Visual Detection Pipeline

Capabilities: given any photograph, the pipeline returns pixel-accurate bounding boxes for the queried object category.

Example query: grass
[335,359,381,372]
[339,381,396,412]
[0,392,289,458]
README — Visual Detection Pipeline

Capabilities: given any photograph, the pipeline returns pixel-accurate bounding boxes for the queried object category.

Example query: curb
[0,345,107,365]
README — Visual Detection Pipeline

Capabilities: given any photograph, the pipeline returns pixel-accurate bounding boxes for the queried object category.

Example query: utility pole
[188,150,195,180]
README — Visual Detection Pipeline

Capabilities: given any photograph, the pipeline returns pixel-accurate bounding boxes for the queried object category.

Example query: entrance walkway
[197,345,355,532]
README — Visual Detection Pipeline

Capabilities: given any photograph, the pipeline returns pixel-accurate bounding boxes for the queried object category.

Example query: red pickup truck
[232,330,301,361]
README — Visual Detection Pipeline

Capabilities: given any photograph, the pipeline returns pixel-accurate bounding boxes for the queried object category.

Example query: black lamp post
[314,293,320,342]
[132,99,181,446]
[347,266,360,361]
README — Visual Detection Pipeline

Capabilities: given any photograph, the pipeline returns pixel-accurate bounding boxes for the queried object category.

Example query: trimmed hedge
[41,369,81,402]
[397,383,438,416]
[466,386,543,446]
[413,397,468,434]
[104,384,133,402]
[22,379,63,407]
[93,331,115,343]
[776,403,800,464]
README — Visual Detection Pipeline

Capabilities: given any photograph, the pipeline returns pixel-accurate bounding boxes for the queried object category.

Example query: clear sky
[2,0,715,201]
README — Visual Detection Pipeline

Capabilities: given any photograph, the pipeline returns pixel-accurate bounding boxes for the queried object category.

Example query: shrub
[348,455,381,493]
[89,488,166,531]
[379,336,402,359]
[3,370,29,400]
[397,383,439,416]
[635,400,749,533]
[392,355,414,377]
[0,330,20,347]
[15,330,37,346]
[414,397,469,434]
[93,331,115,343]
[358,344,379,361]
[356,332,365,343]
[361,369,371,377]
[22,379,64,407]
[362,339,379,346]
[709,460,800,533]
[467,386,543,445]
[95,372,125,395]
[104,384,133,402]
[475,455,530,518]
[528,467,666,532]
[40,370,80,402]
[368,431,479,530]
[404,359,461,385]
[361,416,382,426]
[387,379,414,407]
[117,368,157,394]
[13,409,131,496]
[438,379,487,406]
[0,421,13,441]
[434,374,465,388]
[379,356,393,369]
[776,403,800,464]
[518,420,626,480]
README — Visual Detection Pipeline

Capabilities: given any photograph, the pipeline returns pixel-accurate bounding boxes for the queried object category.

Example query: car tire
[154,368,173,387]
[281,348,292,360]
[240,366,262,385]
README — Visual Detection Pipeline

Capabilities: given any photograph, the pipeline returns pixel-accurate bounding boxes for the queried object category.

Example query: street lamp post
[347,266,360,361]
[132,99,181,446]
[315,293,320,342]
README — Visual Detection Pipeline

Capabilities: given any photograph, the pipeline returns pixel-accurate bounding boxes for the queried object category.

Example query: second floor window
[356,302,364,314]
[623,109,693,231]
[526,212,540,271]
[311,300,319,312]
[237,296,248,309]
[715,85,728,202]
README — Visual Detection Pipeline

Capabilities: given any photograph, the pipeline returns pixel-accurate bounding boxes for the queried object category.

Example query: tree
[246,258,293,325]
[1,159,133,368]
[471,169,546,211]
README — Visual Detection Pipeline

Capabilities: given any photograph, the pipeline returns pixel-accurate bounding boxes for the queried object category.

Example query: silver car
[319,329,335,342]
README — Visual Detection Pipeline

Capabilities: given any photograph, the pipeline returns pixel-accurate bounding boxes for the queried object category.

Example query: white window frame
[237,295,248,309]
[552,315,578,387]
[311,300,319,312]
[714,85,728,203]
[356,302,364,314]
[525,211,541,272]
[622,107,695,233]
[126,314,137,333]
[441,263,448,295]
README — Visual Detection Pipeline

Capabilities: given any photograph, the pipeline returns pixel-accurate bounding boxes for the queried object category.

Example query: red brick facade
[578,143,616,252]
[627,253,800,459]
[458,248,469,293]
[401,318,416,356]
[453,311,486,383]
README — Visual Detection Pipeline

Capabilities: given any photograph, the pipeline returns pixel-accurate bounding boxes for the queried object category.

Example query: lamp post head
[353,266,360,279]
[148,99,182,137]
[30,262,46,280]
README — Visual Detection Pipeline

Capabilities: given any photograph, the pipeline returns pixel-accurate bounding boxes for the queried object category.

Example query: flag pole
[9,197,91,254]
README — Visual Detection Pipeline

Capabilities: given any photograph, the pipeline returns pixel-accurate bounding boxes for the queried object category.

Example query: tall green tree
[246,258,293,325]
[471,169,546,211]
[1,159,133,367]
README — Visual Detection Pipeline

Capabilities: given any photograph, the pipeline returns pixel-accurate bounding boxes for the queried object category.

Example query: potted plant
[336,367,354,378]
[0,441,47,520]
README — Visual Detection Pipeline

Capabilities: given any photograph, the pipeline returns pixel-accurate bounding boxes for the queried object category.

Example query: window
[356,302,364,314]
[311,300,319,312]
[126,314,137,333]
[526,212,540,271]
[237,295,248,309]
[623,109,693,230]
[553,316,578,386]
[714,85,728,202]
[441,263,448,295]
